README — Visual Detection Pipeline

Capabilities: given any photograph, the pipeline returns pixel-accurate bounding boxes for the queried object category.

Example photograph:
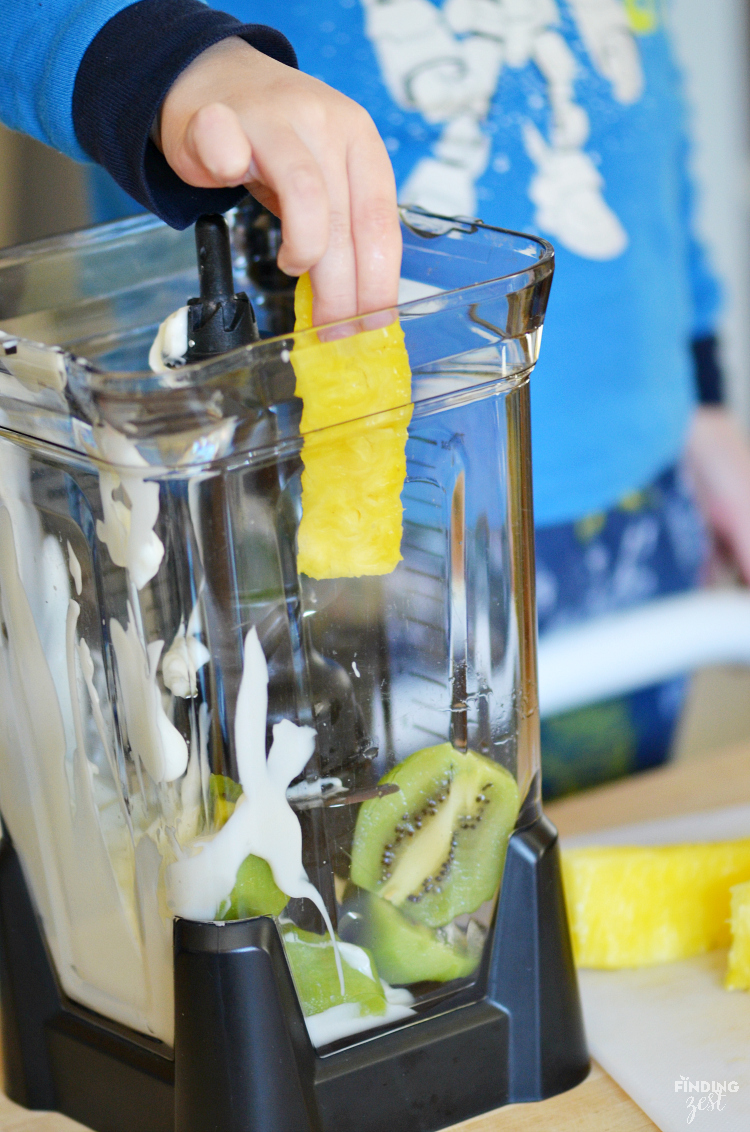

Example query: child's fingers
[246,121,331,278]
[175,103,252,188]
[272,107,397,324]
[244,183,281,219]
[305,160,358,326]
[159,39,402,321]
[347,119,402,316]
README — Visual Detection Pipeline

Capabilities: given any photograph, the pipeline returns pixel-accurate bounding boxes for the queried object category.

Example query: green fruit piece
[339,892,481,985]
[281,927,386,1017]
[220,854,289,920]
[209,774,289,919]
[350,743,519,928]
[210,773,243,828]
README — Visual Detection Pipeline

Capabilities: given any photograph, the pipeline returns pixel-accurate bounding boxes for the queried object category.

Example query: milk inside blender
[0,205,586,1132]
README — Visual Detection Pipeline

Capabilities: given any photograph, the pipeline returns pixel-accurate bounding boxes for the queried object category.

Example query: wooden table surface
[1,742,748,1131]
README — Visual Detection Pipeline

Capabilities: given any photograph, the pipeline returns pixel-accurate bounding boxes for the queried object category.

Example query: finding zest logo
[674,1078,739,1124]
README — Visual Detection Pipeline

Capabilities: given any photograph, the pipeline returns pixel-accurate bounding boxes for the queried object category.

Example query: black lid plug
[186,213,259,361]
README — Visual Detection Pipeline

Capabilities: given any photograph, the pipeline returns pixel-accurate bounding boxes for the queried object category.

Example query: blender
[0,204,586,1132]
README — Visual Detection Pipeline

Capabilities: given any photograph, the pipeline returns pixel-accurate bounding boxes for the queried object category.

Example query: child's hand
[158,37,401,326]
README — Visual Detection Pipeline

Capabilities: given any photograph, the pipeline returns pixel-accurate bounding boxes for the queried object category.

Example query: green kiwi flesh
[350,743,519,928]
[220,853,288,920]
[281,927,386,1017]
[339,892,481,985]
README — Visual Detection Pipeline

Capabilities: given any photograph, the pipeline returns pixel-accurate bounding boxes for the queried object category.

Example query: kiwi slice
[281,927,386,1017]
[340,892,481,985]
[350,743,519,928]
[220,853,288,920]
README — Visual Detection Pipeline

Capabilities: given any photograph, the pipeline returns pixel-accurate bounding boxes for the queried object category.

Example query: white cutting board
[563,805,750,1132]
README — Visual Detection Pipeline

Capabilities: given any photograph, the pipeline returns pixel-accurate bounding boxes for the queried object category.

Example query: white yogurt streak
[305,1000,415,1048]
[0,331,68,392]
[67,541,82,595]
[284,933,381,987]
[338,940,379,980]
[0,432,176,1045]
[0,493,159,1036]
[162,614,210,699]
[94,424,164,591]
[77,636,132,835]
[110,602,188,783]
[285,776,344,803]
[168,628,316,916]
[134,834,175,1043]
[167,627,344,990]
[148,306,189,372]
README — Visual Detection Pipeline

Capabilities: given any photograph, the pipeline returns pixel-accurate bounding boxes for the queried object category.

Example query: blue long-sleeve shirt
[0,0,722,525]
[236,0,720,525]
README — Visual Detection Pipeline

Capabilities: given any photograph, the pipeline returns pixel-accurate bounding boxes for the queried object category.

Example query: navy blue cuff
[72,0,297,229]
[691,334,724,405]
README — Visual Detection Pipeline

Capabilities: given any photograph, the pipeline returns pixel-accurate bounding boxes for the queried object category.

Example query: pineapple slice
[562,841,750,968]
[291,273,412,579]
[726,879,750,990]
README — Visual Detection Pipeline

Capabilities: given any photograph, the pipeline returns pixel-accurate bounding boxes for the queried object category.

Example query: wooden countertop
[1,742,748,1131]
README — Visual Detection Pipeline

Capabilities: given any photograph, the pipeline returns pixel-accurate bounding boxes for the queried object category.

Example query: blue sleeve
[0,0,297,229]
[684,154,725,399]
[677,132,722,342]
[673,113,724,400]
[687,225,722,342]
[692,335,723,404]
[0,0,140,161]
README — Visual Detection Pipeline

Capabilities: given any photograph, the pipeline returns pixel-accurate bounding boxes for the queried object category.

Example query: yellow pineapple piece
[726,879,750,990]
[562,841,750,968]
[291,273,412,579]
[292,270,314,333]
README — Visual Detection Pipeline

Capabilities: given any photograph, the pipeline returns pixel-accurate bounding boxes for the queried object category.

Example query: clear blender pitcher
[0,206,586,1132]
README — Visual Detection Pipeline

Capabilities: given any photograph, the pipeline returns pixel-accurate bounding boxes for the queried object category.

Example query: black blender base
[0,815,587,1132]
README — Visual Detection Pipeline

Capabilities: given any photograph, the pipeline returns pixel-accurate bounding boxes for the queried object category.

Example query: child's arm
[1,0,400,324]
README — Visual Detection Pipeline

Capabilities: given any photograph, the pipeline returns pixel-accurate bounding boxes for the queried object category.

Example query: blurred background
[1,0,750,764]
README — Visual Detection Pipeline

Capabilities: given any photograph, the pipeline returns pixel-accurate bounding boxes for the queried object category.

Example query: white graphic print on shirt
[361,0,645,259]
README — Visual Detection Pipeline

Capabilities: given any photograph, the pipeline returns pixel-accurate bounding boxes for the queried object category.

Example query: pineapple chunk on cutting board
[559,802,750,1132]
[562,840,750,968]
[291,273,412,580]
[726,878,750,989]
